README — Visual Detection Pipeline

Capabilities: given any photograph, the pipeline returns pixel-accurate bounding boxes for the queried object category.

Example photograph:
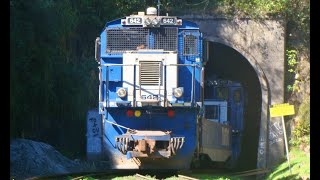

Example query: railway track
[135,173,158,180]
[26,170,137,180]
[26,169,175,180]
[134,173,202,180]
[177,168,270,180]
[229,168,270,177]
[26,168,269,180]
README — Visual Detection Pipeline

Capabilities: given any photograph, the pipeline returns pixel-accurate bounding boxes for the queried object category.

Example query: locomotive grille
[106,27,177,53]
[106,28,148,53]
[140,61,162,86]
[150,28,177,51]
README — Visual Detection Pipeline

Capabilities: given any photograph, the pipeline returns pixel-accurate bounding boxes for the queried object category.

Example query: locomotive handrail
[101,64,138,66]
[101,63,201,107]
[133,65,136,107]
[99,67,102,102]
[164,65,167,107]
[164,64,201,107]
[192,65,196,106]
[106,66,109,107]
[105,119,137,133]
[165,64,200,67]
[101,64,201,67]
[101,64,138,107]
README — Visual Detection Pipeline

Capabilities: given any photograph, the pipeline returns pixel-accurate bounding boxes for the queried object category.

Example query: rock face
[10,139,89,180]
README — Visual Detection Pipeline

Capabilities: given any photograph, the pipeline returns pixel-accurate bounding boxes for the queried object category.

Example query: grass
[110,175,155,180]
[165,175,239,180]
[265,146,310,180]
[73,146,310,180]
[75,172,242,180]
[106,175,237,180]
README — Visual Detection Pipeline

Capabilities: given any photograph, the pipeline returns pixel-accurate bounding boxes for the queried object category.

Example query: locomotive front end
[89,7,203,169]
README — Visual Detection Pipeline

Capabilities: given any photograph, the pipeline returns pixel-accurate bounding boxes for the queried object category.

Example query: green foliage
[285,49,299,94]
[285,0,310,47]
[222,0,287,17]
[265,147,309,179]
[290,97,310,146]
[286,84,293,92]
[10,0,99,155]
[286,49,298,73]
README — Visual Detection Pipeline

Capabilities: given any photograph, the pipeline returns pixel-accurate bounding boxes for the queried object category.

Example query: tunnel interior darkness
[204,42,262,170]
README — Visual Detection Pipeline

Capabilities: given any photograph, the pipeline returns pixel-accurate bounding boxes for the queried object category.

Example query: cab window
[215,87,229,100]
[233,89,241,103]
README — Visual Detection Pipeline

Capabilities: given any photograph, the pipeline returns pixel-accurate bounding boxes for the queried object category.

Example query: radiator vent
[140,61,162,86]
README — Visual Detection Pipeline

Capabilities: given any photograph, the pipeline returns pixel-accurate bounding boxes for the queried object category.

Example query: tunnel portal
[182,15,286,169]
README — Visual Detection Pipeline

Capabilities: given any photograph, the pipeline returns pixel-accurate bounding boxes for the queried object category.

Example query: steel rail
[177,174,200,180]
[135,173,157,180]
[229,168,270,177]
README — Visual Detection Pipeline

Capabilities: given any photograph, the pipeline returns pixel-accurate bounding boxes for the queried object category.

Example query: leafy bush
[286,49,298,73]
[290,96,310,146]
[285,49,299,93]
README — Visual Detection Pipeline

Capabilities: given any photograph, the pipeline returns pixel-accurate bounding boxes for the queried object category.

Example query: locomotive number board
[123,16,180,26]
[127,17,143,25]
[160,17,177,25]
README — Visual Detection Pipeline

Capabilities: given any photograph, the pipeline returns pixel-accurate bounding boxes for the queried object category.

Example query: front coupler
[115,130,185,159]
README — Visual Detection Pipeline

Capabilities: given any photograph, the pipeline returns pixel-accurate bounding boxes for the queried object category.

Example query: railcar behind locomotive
[86,6,245,169]
[203,77,245,167]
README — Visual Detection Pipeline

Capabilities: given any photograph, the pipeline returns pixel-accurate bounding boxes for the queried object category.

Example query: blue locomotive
[86,7,245,169]
[203,77,245,167]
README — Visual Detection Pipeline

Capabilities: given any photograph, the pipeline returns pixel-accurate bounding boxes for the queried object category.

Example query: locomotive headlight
[151,18,159,26]
[173,88,183,98]
[144,18,152,26]
[117,88,127,98]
